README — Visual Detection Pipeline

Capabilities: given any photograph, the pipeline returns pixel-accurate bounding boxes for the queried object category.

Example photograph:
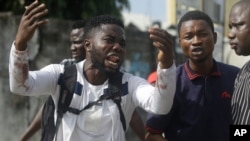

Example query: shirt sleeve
[146,113,168,134]
[132,63,176,115]
[145,104,175,134]
[9,42,62,96]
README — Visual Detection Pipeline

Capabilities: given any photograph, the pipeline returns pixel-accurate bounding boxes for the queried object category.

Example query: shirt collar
[184,59,221,80]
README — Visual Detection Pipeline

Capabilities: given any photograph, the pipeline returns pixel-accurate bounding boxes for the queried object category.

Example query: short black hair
[84,15,124,38]
[177,10,214,36]
[72,20,86,29]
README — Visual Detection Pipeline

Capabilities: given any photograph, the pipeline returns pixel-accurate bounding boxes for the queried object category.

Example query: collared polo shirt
[146,60,239,141]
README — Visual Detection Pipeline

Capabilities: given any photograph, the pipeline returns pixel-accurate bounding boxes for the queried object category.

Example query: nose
[113,42,125,53]
[70,44,76,51]
[228,28,235,40]
[192,36,202,45]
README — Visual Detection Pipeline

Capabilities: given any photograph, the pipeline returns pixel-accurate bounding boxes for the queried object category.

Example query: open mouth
[191,47,203,55]
[71,52,78,57]
[107,55,120,66]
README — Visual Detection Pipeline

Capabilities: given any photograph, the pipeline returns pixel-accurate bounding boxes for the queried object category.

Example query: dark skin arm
[129,110,146,141]
[15,0,48,51]
[145,132,168,141]
[17,1,47,140]
[19,105,43,141]
[148,26,174,69]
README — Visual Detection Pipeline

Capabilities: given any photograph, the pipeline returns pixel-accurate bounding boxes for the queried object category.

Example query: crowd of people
[8,0,250,141]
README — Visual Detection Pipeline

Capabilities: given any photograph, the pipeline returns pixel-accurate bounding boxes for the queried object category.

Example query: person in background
[229,0,250,125]
[145,10,239,141]
[147,71,157,85]
[11,1,176,141]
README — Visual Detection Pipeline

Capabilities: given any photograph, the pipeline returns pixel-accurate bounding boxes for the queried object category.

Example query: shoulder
[241,60,250,71]
[41,64,64,72]
[176,64,185,75]
[60,59,75,66]
[176,64,185,70]
[217,62,240,73]
[121,71,137,82]
[38,64,65,85]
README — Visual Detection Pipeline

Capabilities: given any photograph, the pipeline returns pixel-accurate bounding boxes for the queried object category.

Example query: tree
[0,0,130,20]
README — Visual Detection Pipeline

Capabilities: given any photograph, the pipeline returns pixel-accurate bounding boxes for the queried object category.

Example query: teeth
[109,61,117,65]
[109,56,119,63]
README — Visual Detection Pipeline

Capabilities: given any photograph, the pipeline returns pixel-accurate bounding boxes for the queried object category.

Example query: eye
[235,24,243,29]
[232,22,244,30]
[72,40,83,45]
[75,41,83,44]
[104,37,114,44]
[199,32,208,38]
[183,35,192,40]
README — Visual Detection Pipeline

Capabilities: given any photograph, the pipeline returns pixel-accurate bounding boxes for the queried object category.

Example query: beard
[90,46,106,73]
[90,46,120,75]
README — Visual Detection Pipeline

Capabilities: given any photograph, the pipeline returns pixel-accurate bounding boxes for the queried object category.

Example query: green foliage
[0,0,130,20]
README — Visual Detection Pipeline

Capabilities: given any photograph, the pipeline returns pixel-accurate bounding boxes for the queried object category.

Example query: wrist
[14,40,27,51]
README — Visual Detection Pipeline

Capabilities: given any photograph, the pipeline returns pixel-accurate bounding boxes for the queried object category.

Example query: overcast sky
[123,0,167,22]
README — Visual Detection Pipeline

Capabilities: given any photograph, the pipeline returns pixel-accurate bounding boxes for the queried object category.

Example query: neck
[189,59,214,75]
[83,61,108,85]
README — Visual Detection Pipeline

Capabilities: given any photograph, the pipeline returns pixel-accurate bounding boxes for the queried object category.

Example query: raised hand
[15,0,48,51]
[148,26,174,69]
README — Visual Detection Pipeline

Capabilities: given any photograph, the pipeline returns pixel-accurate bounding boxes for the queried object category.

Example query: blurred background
[0,0,247,140]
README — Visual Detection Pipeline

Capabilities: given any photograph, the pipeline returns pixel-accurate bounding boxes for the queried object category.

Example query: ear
[178,37,182,49]
[213,32,217,44]
[84,39,91,51]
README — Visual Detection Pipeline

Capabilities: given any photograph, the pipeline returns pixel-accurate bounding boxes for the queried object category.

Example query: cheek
[236,29,250,40]
[78,45,85,50]
[205,39,215,46]
[180,45,190,56]
[180,41,190,51]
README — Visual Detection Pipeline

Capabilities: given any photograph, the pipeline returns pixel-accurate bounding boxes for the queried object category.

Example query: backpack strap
[108,72,127,131]
[64,70,127,131]
[58,64,77,113]
[62,71,127,131]
[55,66,126,139]
[55,64,77,140]
[41,96,56,141]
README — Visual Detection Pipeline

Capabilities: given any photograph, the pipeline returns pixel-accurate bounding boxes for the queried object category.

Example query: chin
[235,49,245,56]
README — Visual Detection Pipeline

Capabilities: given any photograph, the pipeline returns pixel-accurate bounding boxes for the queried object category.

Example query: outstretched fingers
[25,2,48,27]
[148,27,174,68]
[23,0,39,16]
[149,28,173,53]
[15,0,49,50]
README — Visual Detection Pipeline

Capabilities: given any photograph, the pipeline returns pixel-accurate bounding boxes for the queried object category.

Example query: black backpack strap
[58,64,77,113]
[55,64,77,140]
[108,72,126,131]
[67,92,113,115]
[40,96,56,141]
[64,71,126,132]
[53,66,126,139]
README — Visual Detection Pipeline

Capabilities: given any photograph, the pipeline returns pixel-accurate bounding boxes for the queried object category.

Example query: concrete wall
[0,15,155,141]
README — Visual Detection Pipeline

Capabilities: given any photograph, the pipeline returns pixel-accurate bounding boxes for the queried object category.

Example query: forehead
[95,24,125,38]
[180,20,211,32]
[230,4,250,22]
